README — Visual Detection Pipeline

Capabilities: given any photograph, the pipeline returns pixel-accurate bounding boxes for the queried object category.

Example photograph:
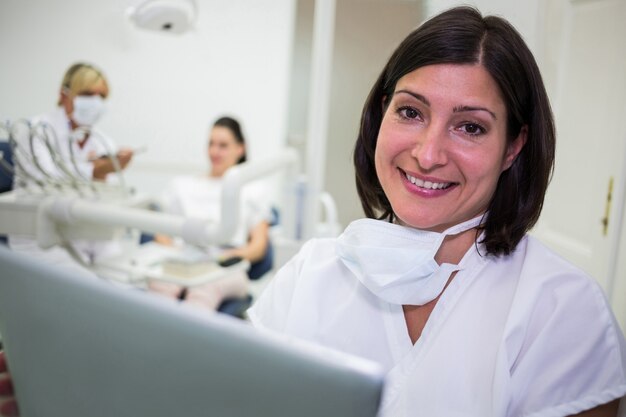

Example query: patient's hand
[0,351,18,417]
[116,148,134,170]
[154,234,174,246]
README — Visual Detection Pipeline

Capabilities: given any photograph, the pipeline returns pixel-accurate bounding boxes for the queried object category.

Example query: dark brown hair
[354,6,555,256]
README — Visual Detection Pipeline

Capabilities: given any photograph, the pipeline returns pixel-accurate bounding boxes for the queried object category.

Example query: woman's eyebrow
[394,89,430,106]
[453,105,497,120]
[395,89,498,120]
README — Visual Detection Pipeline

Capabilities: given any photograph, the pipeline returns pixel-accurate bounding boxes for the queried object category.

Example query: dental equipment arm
[37,196,220,249]
[35,147,300,248]
[220,148,299,243]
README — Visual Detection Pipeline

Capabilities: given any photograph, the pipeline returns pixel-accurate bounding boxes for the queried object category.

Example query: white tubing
[46,197,218,246]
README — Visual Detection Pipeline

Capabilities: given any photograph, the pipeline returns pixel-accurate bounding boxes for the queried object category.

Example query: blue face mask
[335,215,484,305]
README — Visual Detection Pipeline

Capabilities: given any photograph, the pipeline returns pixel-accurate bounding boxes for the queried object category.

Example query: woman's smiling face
[374,63,526,232]
[208,125,244,177]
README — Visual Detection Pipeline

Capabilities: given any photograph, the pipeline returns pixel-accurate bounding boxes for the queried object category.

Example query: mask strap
[442,213,486,237]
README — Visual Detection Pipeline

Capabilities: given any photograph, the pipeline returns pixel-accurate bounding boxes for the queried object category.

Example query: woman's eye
[460,122,485,136]
[398,106,420,119]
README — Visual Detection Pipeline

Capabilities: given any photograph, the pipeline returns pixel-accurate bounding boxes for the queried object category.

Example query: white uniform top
[13,107,117,187]
[248,233,626,417]
[159,175,271,248]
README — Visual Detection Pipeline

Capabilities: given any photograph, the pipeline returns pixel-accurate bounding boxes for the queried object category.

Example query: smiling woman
[249,5,626,417]
[374,64,525,233]
[354,11,554,257]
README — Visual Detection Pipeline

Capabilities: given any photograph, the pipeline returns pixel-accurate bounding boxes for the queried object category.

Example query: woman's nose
[410,125,448,170]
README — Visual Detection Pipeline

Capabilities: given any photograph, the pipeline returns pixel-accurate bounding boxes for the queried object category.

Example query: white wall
[0,0,295,198]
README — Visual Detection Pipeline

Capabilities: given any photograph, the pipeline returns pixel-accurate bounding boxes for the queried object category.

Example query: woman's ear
[237,143,246,160]
[501,125,527,172]
[58,88,69,107]
[59,88,74,117]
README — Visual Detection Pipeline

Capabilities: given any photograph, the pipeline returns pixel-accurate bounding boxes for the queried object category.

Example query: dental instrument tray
[93,242,250,287]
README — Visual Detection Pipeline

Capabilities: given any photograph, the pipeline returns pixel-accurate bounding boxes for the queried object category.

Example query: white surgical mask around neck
[336,215,484,305]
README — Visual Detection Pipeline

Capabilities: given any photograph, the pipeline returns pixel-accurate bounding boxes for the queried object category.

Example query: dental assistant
[9,62,135,268]
[14,62,133,185]
[248,6,626,417]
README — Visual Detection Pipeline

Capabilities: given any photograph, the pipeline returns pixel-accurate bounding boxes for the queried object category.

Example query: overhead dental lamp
[126,0,198,34]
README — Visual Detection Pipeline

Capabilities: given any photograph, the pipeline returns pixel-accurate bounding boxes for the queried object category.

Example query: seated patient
[150,116,272,311]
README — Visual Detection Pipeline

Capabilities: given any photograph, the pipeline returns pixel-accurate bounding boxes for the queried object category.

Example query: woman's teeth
[405,173,451,190]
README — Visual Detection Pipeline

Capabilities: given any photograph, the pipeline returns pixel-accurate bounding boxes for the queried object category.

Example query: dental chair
[138,206,279,318]
[0,141,14,245]
[0,142,13,193]
[211,206,279,317]
[217,240,274,318]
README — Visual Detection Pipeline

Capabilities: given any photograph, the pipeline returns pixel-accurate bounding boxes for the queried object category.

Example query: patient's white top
[159,175,270,248]
[249,233,626,417]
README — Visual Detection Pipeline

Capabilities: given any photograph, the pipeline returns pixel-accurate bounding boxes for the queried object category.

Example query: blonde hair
[57,62,109,105]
